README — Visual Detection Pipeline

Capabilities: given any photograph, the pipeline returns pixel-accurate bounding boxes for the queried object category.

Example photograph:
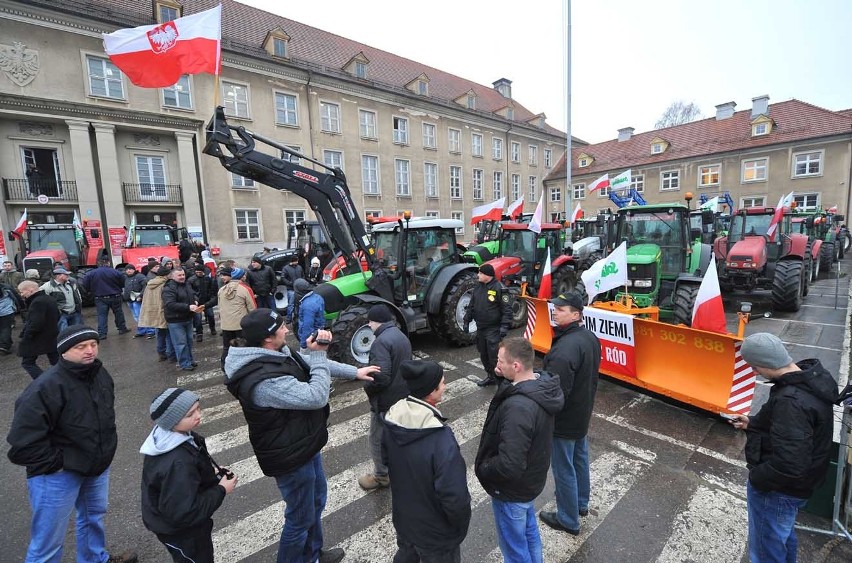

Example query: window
[752,123,768,136]
[231,172,254,189]
[472,169,483,200]
[320,101,341,133]
[467,95,476,110]
[493,172,503,200]
[424,162,438,198]
[274,92,298,126]
[661,170,680,191]
[235,210,261,241]
[511,174,521,201]
[544,149,553,168]
[631,174,645,193]
[395,159,410,196]
[528,176,537,202]
[451,211,464,235]
[284,210,306,227]
[222,81,249,118]
[742,158,768,183]
[793,151,822,177]
[793,193,819,210]
[598,182,610,197]
[362,155,379,194]
[472,133,483,157]
[550,185,561,203]
[448,128,461,153]
[365,210,382,221]
[529,145,538,166]
[86,56,124,99]
[741,196,765,208]
[652,143,663,154]
[135,155,167,200]
[354,61,367,79]
[162,75,191,109]
[511,142,520,163]
[425,210,439,218]
[418,80,428,95]
[507,108,514,120]
[281,146,300,165]
[449,166,462,199]
[579,158,589,167]
[422,123,436,149]
[573,183,586,200]
[323,150,343,169]
[359,110,377,139]
[273,38,287,58]
[393,116,409,144]
[492,138,503,160]
[158,4,178,22]
[698,164,721,188]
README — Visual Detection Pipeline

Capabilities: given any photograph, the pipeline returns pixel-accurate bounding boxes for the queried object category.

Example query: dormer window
[263,28,291,60]
[273,38,287,58]
[355,61,367,79]
[155,1,181,23]
[577,152,593,168]
[650,137,669,155]
[418,80,428,95]
[579,158,589,167]
[407,74,430,96]
[467,95,476,110]
[652,143,663,154]
[507,107,514,120]
[344,52,370,80]
[753,123,767,136]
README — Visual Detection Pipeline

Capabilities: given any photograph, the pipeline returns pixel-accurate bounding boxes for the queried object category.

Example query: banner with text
[583,307,637,378]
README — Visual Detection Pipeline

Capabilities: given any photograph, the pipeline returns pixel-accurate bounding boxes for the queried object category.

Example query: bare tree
[654,101,702,129]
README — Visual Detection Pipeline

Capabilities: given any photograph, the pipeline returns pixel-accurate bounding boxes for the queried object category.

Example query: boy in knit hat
[141,388,237,563]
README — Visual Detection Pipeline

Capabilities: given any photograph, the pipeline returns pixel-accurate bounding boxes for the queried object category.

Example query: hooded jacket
[122,272,148,302]
[189,273,218,304]
[18,290,60,357]
[162,279,197,323]
[41,277,82,314]
[203,280,256,332]
[138,275,169,329]
[475,372,564,502]
[364,321,412,413]
[140,428,226,536]
[7,358,117,477]
[745,359,839,498]
[247,264,277,297]
[543,321,602,440]
[280,263,304,290]
[382,397,471,551]
[297,291,326,349]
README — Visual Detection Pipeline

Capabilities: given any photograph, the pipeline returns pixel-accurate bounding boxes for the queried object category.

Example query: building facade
[0,0,571,262]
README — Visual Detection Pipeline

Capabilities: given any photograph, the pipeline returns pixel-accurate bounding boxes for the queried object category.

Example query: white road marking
[699,472,746,499]
[202,400,243,424]
[760,316,845,328]
[800,303,847,309]
[412,350,430,359]
[177,368,223,386]
[438,360,457,371]
[195,385,229,401]
[780,341,842,352]
[611,440,657,462]
[466,358,484,369]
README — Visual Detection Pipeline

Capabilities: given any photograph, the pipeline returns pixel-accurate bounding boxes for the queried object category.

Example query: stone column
[174,131,204,236]
[92,122,125,258]
[65,120,103,227]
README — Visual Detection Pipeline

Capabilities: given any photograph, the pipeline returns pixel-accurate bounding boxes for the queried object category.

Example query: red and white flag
[570,202,583,224]
[828,205,838,213]
[102,5,222,88]
[528,195,544,234]
[12,208,27,237]
[588,173,610,194]
[538,247,552,299]
[508,196,525,219]
[691,259,727,334]
[470,197,505,225]
[766,191,794,241]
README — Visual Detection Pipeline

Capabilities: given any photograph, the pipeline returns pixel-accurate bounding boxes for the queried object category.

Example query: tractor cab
[22,224,81,277]
[493,223,564,288]
[133,224,178,247]
[689,208,718,244]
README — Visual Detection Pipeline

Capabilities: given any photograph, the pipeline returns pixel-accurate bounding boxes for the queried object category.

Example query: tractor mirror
[690,227,702,240]
[833,214,845,222]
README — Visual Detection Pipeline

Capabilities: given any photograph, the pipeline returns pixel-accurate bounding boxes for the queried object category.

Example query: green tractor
[463,213,533,265]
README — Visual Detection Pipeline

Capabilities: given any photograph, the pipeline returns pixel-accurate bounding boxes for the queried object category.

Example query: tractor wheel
[437,273,478,346]
[771,260,804,312]
[672,283,700,327]
[329,305,374,366]
[509,292,528,328]
[802,254,811,297]
[820,242,836,266]
[811,253,821,281]
[553,266,581,297]
[841,232,850,257]
[579,251,603,271]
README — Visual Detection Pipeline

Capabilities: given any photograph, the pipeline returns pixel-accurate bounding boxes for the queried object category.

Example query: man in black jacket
[189,264,218,342]
[280,255,304,323]
[730,333,839,563]
[539,292,601,535]
[6,325,137,562]
[80,258,129,339]
[359,304,412,490]
[247,257,278,312]
[463,263,512,387]
[475,337,564,563]
[383,360,471,562]
[162,267,200,371]
[16,280,61,379]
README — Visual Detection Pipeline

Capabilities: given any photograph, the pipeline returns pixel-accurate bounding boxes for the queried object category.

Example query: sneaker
[210,329,217,336]
[580,507,589,517]
[133,333,145,338]
[118,329,130,335]
[107,550,138,563]
[146,334,155,340]
[191,361,198,367]
[181,366,195,372]
[357,474,390,490]
[539,511,579,535]
[195,334,203,342]
[158,354,168,361]
[319,548,345,563]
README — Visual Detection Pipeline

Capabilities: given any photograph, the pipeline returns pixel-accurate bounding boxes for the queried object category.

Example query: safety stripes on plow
[726,341,756,414]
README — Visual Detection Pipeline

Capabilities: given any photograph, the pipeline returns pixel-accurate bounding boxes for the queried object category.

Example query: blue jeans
[194,309,216,334]
[167,321,195,369]
[94,295,126,337]
[128,301,154,335]
[285,290,295,320]
[491,498,542,563]
[25,468,110,563]
[747,481,807,563]
[57,311,83,332]
[157,328,175,360]
[551,436,590,531]
[274,453,327,563]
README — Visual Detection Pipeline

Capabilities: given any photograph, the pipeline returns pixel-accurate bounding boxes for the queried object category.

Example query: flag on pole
[73,210,84,242]
[538,247,552,299]
[570,202,583,224]
[611,169,631,191]
[125,218,135,247]
[528,195,544,234]
[470,197,505,224]
[508,196,525,219]
[766,191,795,241]
[12,208,28,237]
[102,5,222,88]
[588,173,610,194]
[691,259,727,334]
[581,241,627,304]
[701,196,720,212]
[828,205,838,213]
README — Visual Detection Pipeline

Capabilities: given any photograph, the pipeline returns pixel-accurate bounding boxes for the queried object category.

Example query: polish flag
[766,191,795,241]
[570,202,583,224]
[528,195,544,234]
[588,173,610,194]
[828,205,838,213]
[12,208,27,237]
[508,196,525,219]
[102,5,221,88]
[538,247,552,299]
[691,259,727,334]
[470,197,505,225]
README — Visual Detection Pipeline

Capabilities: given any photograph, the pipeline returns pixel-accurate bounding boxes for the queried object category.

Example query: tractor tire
[841,232,850,257]
[802,254,811,297]
[509,292,528,328]
[811,253,821,281]
[672,283,700,327]
[820,242,836,266]
[329,304,374,366]
[553,266,581,297]
[771,260,804,312]
[437,273,478,346]
[579,251,603,272]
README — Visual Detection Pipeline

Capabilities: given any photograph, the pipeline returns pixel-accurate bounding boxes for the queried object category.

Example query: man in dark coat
[6,325,137,562]
[280,255,304,323]
[80,258,129,339]
[123,264,153,337]
[189,264,218,342]
[359,304,412,490]
[16,280,61,379]
[730,333,839,563]
[247,257,278,312]
[539,292,601,535]
[463,263,512,387]
[161,267,200,371]
[383,360,471,562]
[475,337,564,563]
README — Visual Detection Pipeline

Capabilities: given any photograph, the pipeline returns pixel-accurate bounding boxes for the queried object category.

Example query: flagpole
[563,0,572,221]
[212,3,223,109]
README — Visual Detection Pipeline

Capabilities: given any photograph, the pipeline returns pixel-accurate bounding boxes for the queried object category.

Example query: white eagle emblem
[146,21,179,54]
[0,42,40,87]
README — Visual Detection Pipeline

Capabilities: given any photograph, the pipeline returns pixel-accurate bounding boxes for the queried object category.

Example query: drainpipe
[305,71,317,161]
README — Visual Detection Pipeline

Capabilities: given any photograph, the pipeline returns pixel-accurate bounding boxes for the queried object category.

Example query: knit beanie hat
[740,332,793,369]
[219,266,233,276]
[161,257,174,266]
[479,263,495,277]
[400,360,444,399]
[231,267,245,280]
[368,304,394,323]
[311,257,321,267]
[150,388,200,430]
[57,325,100,354]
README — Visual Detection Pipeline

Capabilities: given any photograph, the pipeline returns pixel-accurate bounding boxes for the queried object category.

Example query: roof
[545,99,852,182]
[371,218,462,231]
[501,222,563,231]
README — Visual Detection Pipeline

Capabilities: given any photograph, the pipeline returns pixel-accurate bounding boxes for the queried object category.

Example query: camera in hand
[217,467,235,480]
[310,329,331,346]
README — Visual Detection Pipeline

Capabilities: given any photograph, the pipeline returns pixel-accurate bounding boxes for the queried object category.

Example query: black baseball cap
[549,292,584,311]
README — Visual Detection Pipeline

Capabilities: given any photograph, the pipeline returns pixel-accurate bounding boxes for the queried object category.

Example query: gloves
[499,327,508,339]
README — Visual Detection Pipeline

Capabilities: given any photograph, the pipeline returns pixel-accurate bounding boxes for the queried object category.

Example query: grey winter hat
[740,332,793,369]
[57,325,100,354]
[150,388,200,431]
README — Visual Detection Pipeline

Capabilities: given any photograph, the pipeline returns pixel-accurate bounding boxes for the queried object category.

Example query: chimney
[751,95,770,118]
[617,127,635,142]
[715,101,737,120]
[493,78,512,99]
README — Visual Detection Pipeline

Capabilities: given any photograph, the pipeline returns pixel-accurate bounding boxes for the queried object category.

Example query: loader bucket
[524,297,755,415]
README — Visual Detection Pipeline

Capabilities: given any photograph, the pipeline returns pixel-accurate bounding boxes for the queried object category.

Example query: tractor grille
[23,257,54,281]
[627,263,657,295]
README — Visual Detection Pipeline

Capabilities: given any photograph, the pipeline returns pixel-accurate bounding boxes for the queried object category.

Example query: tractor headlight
[634,279,653,288]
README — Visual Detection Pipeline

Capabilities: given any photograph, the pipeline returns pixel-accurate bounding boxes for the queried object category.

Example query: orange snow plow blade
[524,297,756,415]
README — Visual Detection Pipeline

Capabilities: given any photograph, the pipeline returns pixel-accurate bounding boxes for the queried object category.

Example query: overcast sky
[240,0,852,145]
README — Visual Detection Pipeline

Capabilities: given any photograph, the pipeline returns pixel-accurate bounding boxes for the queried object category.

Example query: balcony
[3,178,78,202]
[122,183,183,204]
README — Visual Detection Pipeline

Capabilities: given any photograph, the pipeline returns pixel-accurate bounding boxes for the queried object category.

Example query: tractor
[119,224,184,270]
[570,211,615,270]
[463,213,533,265]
